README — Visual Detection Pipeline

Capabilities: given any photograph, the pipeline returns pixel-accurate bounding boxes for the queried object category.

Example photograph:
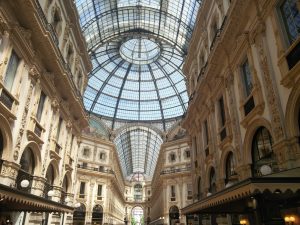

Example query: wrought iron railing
[16,169,33,193]
[252,155,279,177]
[34,0,83,101]
[60,191,67,204]
[43,182,53,199]
[160,166,191,175]
[77,164,115,174]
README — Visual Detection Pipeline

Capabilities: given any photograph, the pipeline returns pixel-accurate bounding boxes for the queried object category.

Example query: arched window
[44,164,55,199]
[62,175,69,193]
[20,148,35,174]
[225,152,236,184]
[169,206,179,225]
[197,177,202,200]
[17,147,35,192]
[92,205,103,225]
[252,127,277,176]
[73,203,86,224]
[209,167,216,194]
[46,164,54,185]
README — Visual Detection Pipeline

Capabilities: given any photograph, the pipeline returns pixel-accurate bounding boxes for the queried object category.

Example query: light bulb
[74,202,81,208]
[20,179,30,188]
[48,190,54,197]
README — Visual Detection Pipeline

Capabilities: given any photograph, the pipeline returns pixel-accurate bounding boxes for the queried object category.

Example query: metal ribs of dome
[76,0,202,131]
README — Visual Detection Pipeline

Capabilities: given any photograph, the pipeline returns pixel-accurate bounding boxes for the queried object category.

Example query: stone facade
[182,0,300,224]
[0,0,91,224]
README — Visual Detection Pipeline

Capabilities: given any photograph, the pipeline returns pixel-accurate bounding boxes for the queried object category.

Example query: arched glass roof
[76,0,202,131]
[114,126,163,179]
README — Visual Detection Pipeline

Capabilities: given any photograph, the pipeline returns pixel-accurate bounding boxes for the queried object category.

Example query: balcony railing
[34,0,83,100]
[16,170,33,193]
[77,164,114,174]
[61,191,67,204]
[160,166,191,175]
[43,182,53,200]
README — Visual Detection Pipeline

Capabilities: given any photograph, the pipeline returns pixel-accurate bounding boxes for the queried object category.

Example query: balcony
[16,170,33,193]
[0,85,17,120]
[43,182,53,200]
[0,88,14,110]
[50,140,62,161]
[34,0,83,99]
[77,164,114,175]
[160,165,191,175]
[65,155,74,172]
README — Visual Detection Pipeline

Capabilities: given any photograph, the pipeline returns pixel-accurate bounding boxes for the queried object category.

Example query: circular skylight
[120,38,161,65]
[76,0,202,131]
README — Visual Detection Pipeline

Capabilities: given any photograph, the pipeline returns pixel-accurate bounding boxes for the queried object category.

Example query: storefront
[182,177,300,225]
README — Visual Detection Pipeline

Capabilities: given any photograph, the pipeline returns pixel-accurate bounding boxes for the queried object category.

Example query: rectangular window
[280,0,300,44]
[204,120,209,146]
[241,59,253,97]
[83,148,89,156]
[97,184,102,197]
[100,152,105,160]
[171,185,176,200]
[187,184,193,200]
[56,117,63,140]
[36,92,46,122]
[79,182,85,198]
[186,150,191,158]
[219,96,226,127]
[4,50,20,91]
[170,153,176,161]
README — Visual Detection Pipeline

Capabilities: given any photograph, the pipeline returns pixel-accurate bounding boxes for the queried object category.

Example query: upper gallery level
[0,0,92,128]
[0,0,91,214]
[181,0,300,213]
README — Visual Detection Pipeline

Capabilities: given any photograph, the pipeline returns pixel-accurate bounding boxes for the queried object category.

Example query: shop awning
[0,183,74,213]
[182,177,300,215]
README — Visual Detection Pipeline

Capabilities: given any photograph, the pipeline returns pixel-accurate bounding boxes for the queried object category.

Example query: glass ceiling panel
[76,0,201,169]
[114,126,163,179]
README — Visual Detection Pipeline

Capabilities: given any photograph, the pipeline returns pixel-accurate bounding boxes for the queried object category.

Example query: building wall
[0,0,91,224]
[183,0,300,223]
[75,133,126,225]
[151,134,192,225]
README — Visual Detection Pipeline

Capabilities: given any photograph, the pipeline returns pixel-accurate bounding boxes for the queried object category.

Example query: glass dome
[75,0,202,131]
[114,126,163,179]
[120,38,161,65]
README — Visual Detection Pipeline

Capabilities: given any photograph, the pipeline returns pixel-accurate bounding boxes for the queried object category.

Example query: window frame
[241,58,253,98]
[36,91,47,122]
[3,50,20,92]
[277,0,300,46]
